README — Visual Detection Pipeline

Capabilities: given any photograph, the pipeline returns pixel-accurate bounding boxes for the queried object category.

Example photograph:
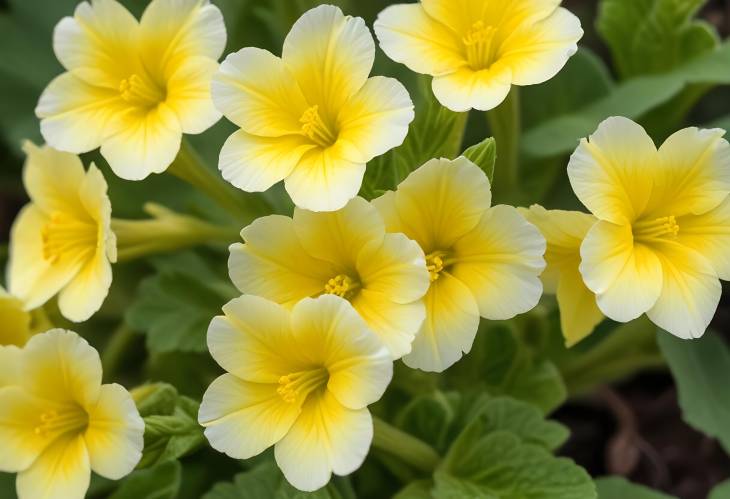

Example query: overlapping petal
[16,433,90,499]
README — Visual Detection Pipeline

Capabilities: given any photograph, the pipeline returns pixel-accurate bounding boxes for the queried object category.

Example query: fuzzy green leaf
[709,479,730,499]
[462,137,496,183]
[595,477,676,498]
[110,460,181,499]
[139,397,205,468]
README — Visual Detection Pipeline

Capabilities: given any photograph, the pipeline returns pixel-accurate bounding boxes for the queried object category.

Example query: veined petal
[568,117,658,225]
[556,265,604,347]
[393,157,492,251]
[293,197,385,267]
[0,387,50,472]
[199,374,300,460]
[84,384,144,480]
[336,76,414,164]
[285,147,366,212]
[0,345,22,386]
[421,0,490,34]
[79,163,116,263]
[57,252,111,323]
[374,3,465,76]
[212,47,308,136]
[676,195,730,280]
[274,391,372,492]
[16,433,90,499]
[432,64,513,112]
[100,103,182,180]
[372,190,405,234]
[229,215,335,305]
[165,56,221,134]
[282,5,374,113]
[451,205,546,320]
[219,131,315,193]
[580,221,663,322]
[403,273,480,372]
[648,244,721,339]
[291,296,392,409]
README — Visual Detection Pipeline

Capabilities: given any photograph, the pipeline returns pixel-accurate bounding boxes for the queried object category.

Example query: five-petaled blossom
[199,294,392,492]
[36,0,226,180]
[212,4,414,212]
[373,157,546,372]
[0,329,144,499]
[568,117,730,339]
[521,205,603,346]
[228,197,430,359]
[0,285,32,347]
[8,143,116,322]
[374,0,583,112]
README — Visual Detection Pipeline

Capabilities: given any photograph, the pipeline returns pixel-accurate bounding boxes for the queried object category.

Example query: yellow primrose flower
[568,117,730,339]
[199,294,392,492]
[521,205,603,347]
[374,0,583,112]
[8,143,116,322]
[0,345,21,388]
[36,0,226,180]
[212,4,414,211]
[0,329,144,499]
[373,157,546,372]
[0,285,32,347]
[228,196,430,359]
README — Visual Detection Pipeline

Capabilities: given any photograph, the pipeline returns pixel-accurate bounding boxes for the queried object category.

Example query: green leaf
[461,137,496,183]
[657,330,730,453]
[110,460,182,499]
[394,480,434,499]
[709,479,730,499]
[595,477,676,498]
[131,383,180,417]
[597,0,717,79]
[139,396,206,468]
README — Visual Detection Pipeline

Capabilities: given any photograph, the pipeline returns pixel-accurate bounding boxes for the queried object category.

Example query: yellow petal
[274,390,372,492]
[677,196,730,280]
[57,254,111,323]
[16,433,90,499]
[21,142,85,216]
[568,117,658,225]
[199,374,301,460]
[282,4,374,115]
[336,76,414,164]
[229,215,335,305]
[403,273,480,372]
[648,244,721,339]
[451,205,546,320]
[84,384,144,479]
[219,131,315,192]
[556,265,604,347]
[290,296,392,409]
[432,64,513,112]
[0,387,50,472]
[580,221,663,322]
[371,190,405,234]
[374,3,465,76]
[165,56,221,134]
[0,287,31,347]
[421,0,491,34]
[293,197,385,267]
[212,47,309,136]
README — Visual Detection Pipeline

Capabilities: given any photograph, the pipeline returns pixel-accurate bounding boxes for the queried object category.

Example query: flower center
[426,250,450,282]
[462,21,498,70]
[33,405,88,438]
[41,212,98,264]
[277,367,329,404]
[633,216,680,243]
[119,74,165,107]
[300,105,338,148]
[324,274,360,299]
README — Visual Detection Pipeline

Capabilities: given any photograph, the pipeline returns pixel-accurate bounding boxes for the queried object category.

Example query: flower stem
[446,111,470,158]
[112,203,240,262]
[486,88,521,202]
[372,417,440,473]
[101,324,137,382]
[167,140,270,222]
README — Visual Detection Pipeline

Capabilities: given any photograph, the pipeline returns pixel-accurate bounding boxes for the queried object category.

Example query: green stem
[486,88,521,202]
[447,111,469,158]
[167,140,270,222]
[101,324,138,382]
[372,417,440,473]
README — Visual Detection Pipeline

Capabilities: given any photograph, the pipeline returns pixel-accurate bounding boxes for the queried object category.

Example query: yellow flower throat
[277,367,328,403]
[33,405,88,438]
[426,250,450,282]
[633,216,679,243]
[463,21,499,70]
[42,212,97,264]
[119,74,165,107]
[300,105,337,148]
[324,274,360,299]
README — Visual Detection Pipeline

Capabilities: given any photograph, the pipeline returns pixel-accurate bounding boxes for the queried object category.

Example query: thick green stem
[372,417,440,473]
[486,88,521,202]
[101,324,138,382]
[167,140,270,222]
[447,111,470,158]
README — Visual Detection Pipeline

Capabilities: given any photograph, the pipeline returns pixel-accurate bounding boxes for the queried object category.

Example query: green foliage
[462,137,497,183]
[594,477,677,499]
[710,479,730,499]
[110,460,182,499]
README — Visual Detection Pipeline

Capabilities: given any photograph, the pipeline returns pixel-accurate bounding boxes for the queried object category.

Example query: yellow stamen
[119,74,165,107]
[462,21,498,71]
[426,251,449,282]
[300,105,337,148]
[277,368,328,403]
[633,216,680,243]
[41,212,98,264]
[324,274,360,299]
[33,405,88,438]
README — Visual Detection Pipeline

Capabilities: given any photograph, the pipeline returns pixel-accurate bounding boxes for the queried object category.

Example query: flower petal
[16,433,90,499]
[556,266,604,347]
[403,273,480,372]
[199,374,300,460]
[275,391,372,492]
[432,64,513,112]
[451,205,546,320]
[0,291,30,346]
[84,384,144,480]
[57,253,111,323]
[0,387,50,472]
[336,76,414,164]
[0,345,22,386]
[580,221,663,322]
[568,117,658,225]
[676,195,730,280]
[165,56,221,134]
[648,244,721,339]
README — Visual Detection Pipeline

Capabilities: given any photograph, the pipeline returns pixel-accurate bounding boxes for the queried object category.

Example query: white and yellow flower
[212,4,414,211]
[228,196,430,359]
[374,0,583,112]
[373,157,546,371]
[0,329,144,499]
[36,0,226,179]
[521,205,603,346]
[199,294,392,492]
[568,117,730,339]
[8,142,116,322]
